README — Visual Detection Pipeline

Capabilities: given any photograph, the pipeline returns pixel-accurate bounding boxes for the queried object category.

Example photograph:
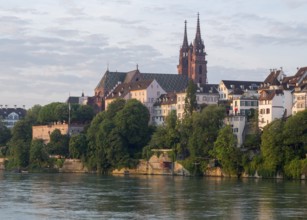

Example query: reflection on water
[0,172,306,219]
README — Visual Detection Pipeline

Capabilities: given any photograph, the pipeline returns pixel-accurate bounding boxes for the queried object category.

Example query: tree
[38,102,62,124]
[115,99,151,156]
[54,103,69,123]
[69,134,88,159]
[7,139,30,169]
[0,121,11,146]
[211,125,241,176]
[260,119,284,176]
[184,80,197,116]
[25,105,42,125]
[86,99,151,173]
[30,139,49,168]
[188,105,226,159]
[75,105,95,123]
[283,110,307,160]
[46,129,69,157]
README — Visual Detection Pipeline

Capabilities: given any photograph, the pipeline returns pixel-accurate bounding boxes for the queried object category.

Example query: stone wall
[112,154,190,176]
[59,159,88,173]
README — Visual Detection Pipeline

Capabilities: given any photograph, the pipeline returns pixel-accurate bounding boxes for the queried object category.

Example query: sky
[1,0,307,108]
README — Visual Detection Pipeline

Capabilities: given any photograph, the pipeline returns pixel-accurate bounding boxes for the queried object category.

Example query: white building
[105,79,166,124]
[230,97,258,116]
[258,89,292,129]
[224,115,246,148]
[258,69,292,129]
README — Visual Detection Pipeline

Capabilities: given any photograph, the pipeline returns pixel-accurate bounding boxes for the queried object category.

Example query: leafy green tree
[0,121,11,146]
[184,80,197,116]
[283,109,307,159]
[25,105,42,125]
[54,103,69,123]
[46,129,69,156]
[69,134,88,159]
[115,99,150,156]
[188,105,226,159]
[7,139,30,169]
[38,102,62,124]
[86,99,151,173]
[30,139,49,168]
[260,119,284,176]
[75,105,95,123]
[211,125,241,175]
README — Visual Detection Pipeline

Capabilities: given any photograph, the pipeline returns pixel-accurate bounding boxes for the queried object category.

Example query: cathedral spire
[182,20,188,48]
[195,13,201,41]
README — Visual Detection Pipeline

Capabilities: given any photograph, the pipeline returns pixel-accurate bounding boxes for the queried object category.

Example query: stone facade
[32,123,84,144]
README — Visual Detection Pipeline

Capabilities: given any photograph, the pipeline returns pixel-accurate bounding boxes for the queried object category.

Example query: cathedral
[177,13,208,85]
[93,14,208,111]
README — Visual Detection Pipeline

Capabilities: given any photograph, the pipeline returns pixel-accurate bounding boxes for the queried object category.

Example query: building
[224,115,246,148]
[66,92,89,105]
[0,107,27,129]
[291,67,307,115]
[176,84,219,120]
[258,69,292,129]
[95,68,189,111]
[153,93,177,125]
[177,14,208,86]
[32,123,84,144]
[230,97,258,116]
[219,80,261,101]
[105,79,166,123]
[94,15,208,111]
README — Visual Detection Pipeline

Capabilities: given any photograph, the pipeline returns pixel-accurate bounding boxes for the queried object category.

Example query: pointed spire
[182,20,188,48]
[195,12,201,42]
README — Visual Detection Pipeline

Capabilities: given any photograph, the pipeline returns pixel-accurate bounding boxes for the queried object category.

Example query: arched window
[199,77,202,84]
[199,65,202,74]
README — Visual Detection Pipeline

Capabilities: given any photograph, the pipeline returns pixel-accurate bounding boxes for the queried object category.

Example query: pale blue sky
[1,0,307,108]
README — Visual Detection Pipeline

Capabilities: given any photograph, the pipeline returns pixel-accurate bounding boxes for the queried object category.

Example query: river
[0,172,306,219]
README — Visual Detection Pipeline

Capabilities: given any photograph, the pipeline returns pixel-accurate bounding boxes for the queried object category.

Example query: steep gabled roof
[0,108,27,119]
[105,80,153,100]
[259,89,284,101]
[199,84,219,94]
[221,80,261,90]
[66,96,79,104]
[140,73,189,92]
[264,70,282,86]
[96,70,189,96]
[95,71,127,92]
[154,92,177,106]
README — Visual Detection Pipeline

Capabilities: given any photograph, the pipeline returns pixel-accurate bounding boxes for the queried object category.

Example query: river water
[0,172,306,220]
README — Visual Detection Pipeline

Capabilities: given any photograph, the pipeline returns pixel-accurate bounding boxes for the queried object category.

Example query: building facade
[0,107,27,129]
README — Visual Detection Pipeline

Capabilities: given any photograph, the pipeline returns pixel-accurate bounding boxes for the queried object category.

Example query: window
[233,128,238,133]
[266,108,270,114]
[199,65,202,74]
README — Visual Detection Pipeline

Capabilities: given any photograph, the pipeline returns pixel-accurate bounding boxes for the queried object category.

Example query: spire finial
[107,62,109,71]
[136,64,138,70]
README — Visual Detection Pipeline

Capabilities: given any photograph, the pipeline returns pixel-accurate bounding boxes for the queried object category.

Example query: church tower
[177,20,189,75]
[177,14,207,85]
